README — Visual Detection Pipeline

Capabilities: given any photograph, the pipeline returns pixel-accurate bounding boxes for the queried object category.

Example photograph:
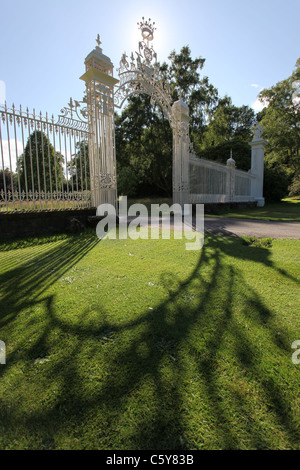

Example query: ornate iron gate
[80,18,191,211]
[0,100,90,211]
[1,17,265,213]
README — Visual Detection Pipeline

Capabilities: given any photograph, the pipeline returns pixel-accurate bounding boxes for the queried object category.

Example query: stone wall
[0,208,97,240]
[201,201,257,215]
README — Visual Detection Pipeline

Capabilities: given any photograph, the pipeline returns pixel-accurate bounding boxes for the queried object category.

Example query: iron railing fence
[189,155,255,204]
[0,103,91,211]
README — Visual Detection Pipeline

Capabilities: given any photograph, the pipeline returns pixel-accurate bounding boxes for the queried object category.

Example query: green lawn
[212,198,300,222]
[125,197,300,221]
[0,229,299,449]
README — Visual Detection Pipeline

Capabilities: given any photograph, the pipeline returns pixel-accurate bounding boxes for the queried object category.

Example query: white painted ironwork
[114,18,173,123]
[114,18,191,207]
[57,97,89,131]
[171,100,191,205]
[1,19,265,213]
[189,147,255,204]
[80,36,119,209]
[0,101,91,211]
[249,124,266,206]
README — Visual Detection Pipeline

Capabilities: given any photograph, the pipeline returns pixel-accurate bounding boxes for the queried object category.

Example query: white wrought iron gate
[0,18,265,213]
[0,101,91,211]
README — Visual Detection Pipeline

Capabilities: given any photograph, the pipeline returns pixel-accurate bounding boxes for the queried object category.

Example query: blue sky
[0,0,299,117]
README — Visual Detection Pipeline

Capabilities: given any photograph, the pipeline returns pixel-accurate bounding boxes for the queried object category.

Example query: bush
[242,236,273,248]
[117,166,139,197]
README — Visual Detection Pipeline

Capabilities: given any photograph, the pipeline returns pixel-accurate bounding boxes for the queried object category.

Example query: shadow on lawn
[0,233,299,449]
[0,232,99,331]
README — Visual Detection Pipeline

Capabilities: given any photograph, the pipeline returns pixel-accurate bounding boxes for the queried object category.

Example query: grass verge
[125,197,300,222]
[0,230,299,449]
[212,198,300,222]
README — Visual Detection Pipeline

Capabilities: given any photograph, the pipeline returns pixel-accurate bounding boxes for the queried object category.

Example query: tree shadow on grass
[0,234,299,449]
[0,231,100,371]
[0,232,99,321]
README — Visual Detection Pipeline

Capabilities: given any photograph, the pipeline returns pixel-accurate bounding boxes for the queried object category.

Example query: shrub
[242,236,273,248]
[117,166,139,197]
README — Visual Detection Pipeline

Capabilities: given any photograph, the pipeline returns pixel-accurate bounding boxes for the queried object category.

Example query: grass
[3,195,300,222]
[0,228,300,449]
[212,198,300,222]
[125,197,300,221]
[241,236,274,248]
[126,197,173,214]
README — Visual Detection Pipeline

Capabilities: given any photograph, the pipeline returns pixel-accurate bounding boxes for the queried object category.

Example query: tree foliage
[0,169,17,192]
[258,58,300,196]
[115,45,299,200]
[115,46,219,197]
[68,140,90,191]
[18,131,64,192]
[115,94,172,197]
[195,96,255,170]
[161,46,218,131]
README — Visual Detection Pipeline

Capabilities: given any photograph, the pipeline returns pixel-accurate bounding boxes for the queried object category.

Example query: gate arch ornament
[115,18,190,207]
[80,18,190,209]
[114,18,173,123]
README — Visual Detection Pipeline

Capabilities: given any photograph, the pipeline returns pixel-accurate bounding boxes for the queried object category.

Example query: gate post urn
[80,36,119,210]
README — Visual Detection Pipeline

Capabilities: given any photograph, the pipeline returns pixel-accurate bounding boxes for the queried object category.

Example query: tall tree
[68,140,89,191]
[115,95,172,196]
[197,96,255,170]
[161,46,218,131]
[18,131,64,192]
[258,58,300,195]
[0,169,17,192]
[115,46,219,197]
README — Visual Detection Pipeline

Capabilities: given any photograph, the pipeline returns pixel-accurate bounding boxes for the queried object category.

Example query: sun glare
[124,14,170,64]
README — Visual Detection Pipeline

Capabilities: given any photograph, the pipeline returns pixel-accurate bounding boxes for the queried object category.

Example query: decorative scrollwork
[115,17,173,126]
[292,80,300,111]
[92,174,116,190]
[172,182,190,192]
[57,97,89,131]
[172,118,190,142]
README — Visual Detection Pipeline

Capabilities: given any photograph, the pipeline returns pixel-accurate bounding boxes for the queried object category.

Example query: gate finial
[138,17,156,43]
[96,34,102,48]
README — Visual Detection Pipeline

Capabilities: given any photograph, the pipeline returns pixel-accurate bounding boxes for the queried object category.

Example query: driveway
[204,217,300,239]
[121,215,300,239]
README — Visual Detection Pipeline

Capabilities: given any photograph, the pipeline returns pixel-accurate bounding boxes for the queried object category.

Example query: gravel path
[121,215,300,239]
[204,217,300,239]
